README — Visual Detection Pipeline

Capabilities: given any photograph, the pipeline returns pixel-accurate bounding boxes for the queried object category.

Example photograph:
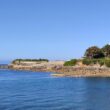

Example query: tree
[102,44,110,58]
[84,46,104,59]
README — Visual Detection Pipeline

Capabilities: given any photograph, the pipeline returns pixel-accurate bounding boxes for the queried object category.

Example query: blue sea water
[0,70,110,110]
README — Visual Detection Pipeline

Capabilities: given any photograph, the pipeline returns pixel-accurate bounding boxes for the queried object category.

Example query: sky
[0,0,110,63]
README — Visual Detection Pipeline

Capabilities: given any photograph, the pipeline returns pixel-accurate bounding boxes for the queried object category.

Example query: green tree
[102,44,110,58]
[84,46,104,59]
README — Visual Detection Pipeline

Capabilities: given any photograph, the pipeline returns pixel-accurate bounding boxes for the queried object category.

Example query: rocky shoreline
[52,66,110,77]
[8,61,110,77]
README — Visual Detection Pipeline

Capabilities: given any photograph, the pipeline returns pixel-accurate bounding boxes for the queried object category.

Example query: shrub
[71,59,77,64]
[64,61,73,66]
[64,59,77,66]
[98,59,105,66]
[82,59,92,65]
[105,59,110,67]
[92,59,98,64]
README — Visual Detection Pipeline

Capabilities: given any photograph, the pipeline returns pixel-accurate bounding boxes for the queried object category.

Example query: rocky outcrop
[9,60,110,77]
[9,61,65,72]
[52,66,110,77]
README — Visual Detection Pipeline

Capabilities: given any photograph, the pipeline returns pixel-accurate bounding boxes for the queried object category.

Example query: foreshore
[52,67,110,77]
[8,60,110,77]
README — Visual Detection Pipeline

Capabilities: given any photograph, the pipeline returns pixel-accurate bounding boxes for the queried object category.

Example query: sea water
[0,70,110,110]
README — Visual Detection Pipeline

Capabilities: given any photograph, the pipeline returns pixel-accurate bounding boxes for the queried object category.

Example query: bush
[105,59,110,67]
[98,59,105,66]
[64,59,77,66]
[92,59,98,64]
[71,59,77,64]
[82,59,92,65]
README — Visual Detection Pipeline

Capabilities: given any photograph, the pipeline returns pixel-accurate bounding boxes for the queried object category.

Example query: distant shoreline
[5,44,110,77]
[7,60,110,77]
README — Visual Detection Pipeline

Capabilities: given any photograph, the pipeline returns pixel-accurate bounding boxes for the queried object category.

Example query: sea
[0,69,110,110]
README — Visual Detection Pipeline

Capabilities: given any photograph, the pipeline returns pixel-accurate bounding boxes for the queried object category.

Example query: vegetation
[98,59,105,66]
[12,44,110,68]
[85,44,110,59]
[82,59,92,65]
[102,44,110,58]
[12,58,49,64]
[84,46,104,59]
[105,59,110,67]
[82,58,105,66]
[64,59,77,66]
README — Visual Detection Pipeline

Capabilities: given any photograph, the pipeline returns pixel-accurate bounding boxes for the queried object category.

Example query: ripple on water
[0,70,110,110]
